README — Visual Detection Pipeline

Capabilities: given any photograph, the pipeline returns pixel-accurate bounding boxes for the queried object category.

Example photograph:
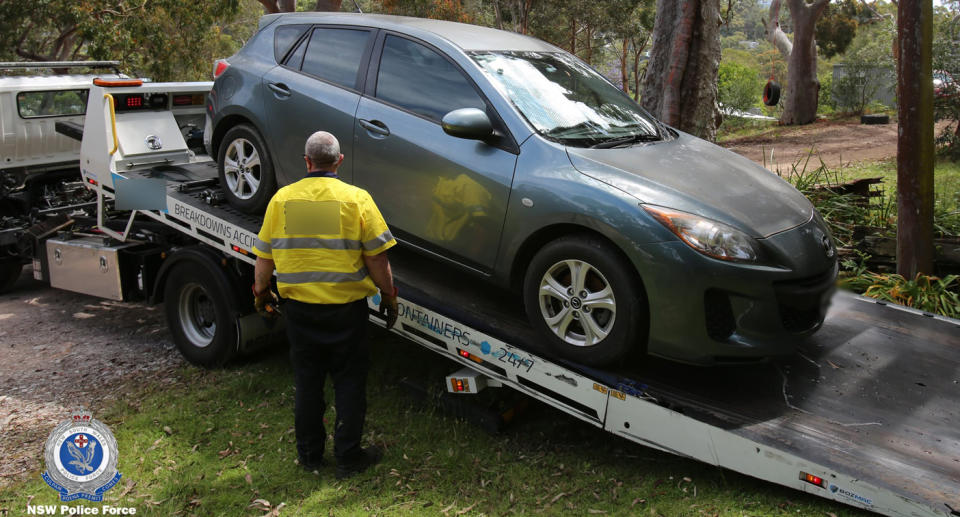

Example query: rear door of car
[352,31,518,273]
[261,24,376,185]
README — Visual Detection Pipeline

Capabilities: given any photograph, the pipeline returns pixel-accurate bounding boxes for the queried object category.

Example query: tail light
[213,59,230,79]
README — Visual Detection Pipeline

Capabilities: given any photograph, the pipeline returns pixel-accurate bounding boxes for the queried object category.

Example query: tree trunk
[896,0,935,277]
[585,26,594,64]
[640,0,722,141]
[315,0,342,10]
[621,39,630,94]
[766,0,829,125]
[258,0,297,13]
[633,44,642,101]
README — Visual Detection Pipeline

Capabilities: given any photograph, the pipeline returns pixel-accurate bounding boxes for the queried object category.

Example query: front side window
[301,28,371,89]
[17,89,88,118]
[376,35,485,122]
[471,51,661,147]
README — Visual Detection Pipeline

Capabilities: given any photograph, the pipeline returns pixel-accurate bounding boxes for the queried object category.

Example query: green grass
[833,158,960,236]
[0,333,874,516]
[839,158,960,204]
[715,117,780,143]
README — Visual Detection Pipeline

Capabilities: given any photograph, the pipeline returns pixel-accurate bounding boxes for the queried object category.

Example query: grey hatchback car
[206,13,838,366]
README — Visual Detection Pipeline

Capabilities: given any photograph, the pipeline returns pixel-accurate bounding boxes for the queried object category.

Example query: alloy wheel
[222,137,262,200]
[537,259,616,347]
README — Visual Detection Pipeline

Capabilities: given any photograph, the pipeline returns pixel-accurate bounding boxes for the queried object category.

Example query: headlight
[642,205,762,262]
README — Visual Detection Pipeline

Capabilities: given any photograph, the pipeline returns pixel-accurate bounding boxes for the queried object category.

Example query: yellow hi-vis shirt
[252,174,396,304]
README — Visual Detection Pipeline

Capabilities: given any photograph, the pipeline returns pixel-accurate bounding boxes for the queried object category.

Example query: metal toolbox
[46,235,138,301]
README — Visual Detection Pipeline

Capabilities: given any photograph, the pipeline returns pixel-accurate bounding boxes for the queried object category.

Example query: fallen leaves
[72,312,95,319]
[118,479,137,497]
[218,443,235,458]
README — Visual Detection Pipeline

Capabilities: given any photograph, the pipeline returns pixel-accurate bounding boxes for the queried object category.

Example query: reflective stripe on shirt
[271,237,363,251]
[277,267,370,285]
[254,237,272,253]
[363,229,395,251]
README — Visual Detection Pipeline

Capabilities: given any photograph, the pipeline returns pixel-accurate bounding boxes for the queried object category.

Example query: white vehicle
[1,77,957,517]
[0,61,122,290]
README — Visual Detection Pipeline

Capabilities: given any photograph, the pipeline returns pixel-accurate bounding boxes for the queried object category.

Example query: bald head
[304,131,342,172]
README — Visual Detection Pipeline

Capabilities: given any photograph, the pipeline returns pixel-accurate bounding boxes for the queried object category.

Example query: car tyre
[164,261,239,367]
[860,114,890,125]
[218,124,276,214]
[763,80,781,106]
[523,235,647,366]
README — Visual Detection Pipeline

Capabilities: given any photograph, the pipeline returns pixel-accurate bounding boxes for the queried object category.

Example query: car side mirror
[441,108,494,141]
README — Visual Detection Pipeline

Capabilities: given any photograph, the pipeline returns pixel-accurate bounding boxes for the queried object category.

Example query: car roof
[263,12,560,52]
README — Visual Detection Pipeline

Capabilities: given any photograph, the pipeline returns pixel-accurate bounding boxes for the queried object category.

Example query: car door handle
[267,82,290,97]
[358,119,390,136]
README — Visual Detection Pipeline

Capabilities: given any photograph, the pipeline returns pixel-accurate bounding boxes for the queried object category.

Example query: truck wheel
[0,260,22,294]
[523,235,647,367]
[218,124,276,214]
[164,262,238,367]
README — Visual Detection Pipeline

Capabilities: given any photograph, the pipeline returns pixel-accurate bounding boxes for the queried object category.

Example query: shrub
[839,267,960,318]
[718,61,762,114]
[933,15,960,160]
[818,72,836,114]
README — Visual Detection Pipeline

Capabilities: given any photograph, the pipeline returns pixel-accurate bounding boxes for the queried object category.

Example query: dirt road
[722,118,906,171]
[0,270,183,488]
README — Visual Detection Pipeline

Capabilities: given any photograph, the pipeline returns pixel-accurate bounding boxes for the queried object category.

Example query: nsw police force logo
[42,410,122,502]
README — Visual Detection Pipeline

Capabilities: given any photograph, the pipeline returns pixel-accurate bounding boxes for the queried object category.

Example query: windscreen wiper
[589,134,660,149]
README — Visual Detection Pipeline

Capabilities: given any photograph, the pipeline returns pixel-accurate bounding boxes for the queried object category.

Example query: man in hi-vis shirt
[252,131,398,479]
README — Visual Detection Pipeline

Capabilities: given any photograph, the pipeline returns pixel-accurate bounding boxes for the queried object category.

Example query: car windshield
[470,51,661,147]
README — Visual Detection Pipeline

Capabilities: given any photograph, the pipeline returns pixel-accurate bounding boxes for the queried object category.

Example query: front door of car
[262,26,375,185]
[353,34,518,272]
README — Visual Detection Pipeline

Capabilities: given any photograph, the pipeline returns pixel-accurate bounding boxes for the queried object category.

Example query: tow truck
[1,78,957,517]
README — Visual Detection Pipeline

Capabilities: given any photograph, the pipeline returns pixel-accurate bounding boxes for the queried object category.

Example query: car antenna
[352,0,362,13]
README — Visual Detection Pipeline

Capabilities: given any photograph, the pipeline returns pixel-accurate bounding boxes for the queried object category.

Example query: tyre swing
[763,59,781,106]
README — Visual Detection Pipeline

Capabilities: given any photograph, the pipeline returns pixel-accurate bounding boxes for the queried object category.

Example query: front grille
[779,305,823,333]
[704,289,736,341]
[773,262,838,333]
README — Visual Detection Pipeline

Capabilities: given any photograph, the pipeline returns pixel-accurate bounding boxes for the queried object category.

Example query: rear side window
[17,90,88,118]
[301,28,371,89]
[274,24,309,63]
[375,35,485,122]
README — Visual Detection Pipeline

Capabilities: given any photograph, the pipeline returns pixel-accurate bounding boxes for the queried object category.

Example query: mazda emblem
[821,235,835,258]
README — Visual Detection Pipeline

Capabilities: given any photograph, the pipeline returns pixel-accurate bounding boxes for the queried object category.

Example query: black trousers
[283,297,369,466]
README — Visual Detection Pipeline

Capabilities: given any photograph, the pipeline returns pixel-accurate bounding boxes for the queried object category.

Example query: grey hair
[304,131,340,168]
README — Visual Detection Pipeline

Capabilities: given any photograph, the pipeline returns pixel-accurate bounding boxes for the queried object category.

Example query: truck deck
[390,245,960,516]
[58,84,960,516]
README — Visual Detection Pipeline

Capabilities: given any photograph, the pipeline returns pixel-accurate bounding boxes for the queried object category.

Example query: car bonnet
[565,131,814,239]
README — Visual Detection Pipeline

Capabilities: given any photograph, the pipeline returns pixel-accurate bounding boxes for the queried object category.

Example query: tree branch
[15,47,51,62]
[258,0,280,14]
[765,0,793,59]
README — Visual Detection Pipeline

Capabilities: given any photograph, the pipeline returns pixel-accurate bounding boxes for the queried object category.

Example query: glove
[379,286,399,330]
[252,284,281,319]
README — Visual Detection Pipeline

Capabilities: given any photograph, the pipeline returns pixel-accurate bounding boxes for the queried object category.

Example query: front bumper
[635,217,838,365]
